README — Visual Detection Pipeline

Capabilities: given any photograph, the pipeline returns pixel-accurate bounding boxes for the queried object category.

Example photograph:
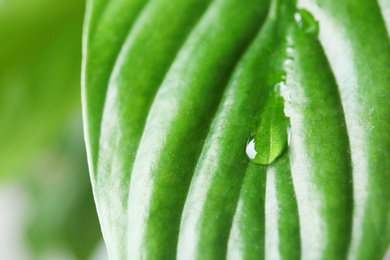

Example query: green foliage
[0,0,103,258]
[26,119,101,260]
[0,0,84,177]
[83,0,390,259]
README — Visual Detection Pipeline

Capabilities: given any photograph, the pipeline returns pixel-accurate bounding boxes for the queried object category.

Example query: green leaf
[83,0,390,259]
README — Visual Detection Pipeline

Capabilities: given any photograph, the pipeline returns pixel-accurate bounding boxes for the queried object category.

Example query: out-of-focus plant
[0,0,84,177]
[26,118,102,259]
[0,0,103,259]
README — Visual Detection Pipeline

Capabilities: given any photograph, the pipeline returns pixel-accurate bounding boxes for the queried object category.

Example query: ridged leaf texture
[82,0,390,259]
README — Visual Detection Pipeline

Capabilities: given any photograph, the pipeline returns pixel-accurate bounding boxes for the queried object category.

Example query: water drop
[246,88,289,166]
[294,12,302,27]
[294,9,319,35]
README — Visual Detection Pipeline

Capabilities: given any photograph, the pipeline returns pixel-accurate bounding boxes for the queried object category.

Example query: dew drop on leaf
[246,78,290,166]
[294,9,319,36]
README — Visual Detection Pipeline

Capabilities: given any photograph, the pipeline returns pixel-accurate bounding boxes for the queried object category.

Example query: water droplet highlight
[246,139,257,160]
[294,9,319,36]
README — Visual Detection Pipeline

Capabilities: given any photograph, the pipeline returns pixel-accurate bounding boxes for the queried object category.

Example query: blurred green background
[0,0,104,259]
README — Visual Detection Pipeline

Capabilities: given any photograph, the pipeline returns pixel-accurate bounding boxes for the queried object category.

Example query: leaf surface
[83,0,390,258]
